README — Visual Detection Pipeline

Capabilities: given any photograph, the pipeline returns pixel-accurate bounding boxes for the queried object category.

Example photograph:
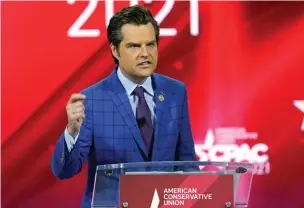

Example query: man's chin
[137,65,153,70]
[136,66,155,75]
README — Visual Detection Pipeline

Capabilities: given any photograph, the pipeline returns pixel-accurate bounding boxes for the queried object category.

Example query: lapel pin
[158,94,164,102]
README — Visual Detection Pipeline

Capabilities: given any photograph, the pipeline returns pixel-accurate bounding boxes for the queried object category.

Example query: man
[51,5,197,208]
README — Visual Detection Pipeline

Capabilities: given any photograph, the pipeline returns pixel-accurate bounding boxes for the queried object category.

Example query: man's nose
[139,45,149,57]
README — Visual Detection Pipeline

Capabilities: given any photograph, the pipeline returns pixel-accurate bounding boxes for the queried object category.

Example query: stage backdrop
[2,1,304,207]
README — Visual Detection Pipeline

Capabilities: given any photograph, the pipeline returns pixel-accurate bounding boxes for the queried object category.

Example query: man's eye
[128,45,139,48]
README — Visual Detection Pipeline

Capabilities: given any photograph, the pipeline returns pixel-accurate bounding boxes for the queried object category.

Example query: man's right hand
[66,93,86,137]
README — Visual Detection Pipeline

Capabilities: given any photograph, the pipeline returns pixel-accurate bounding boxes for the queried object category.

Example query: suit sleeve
[51,91,93,179]
[175,86,197,162]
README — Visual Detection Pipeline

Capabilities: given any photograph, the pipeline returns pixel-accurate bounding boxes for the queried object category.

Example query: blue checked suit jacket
[51,68,197,207]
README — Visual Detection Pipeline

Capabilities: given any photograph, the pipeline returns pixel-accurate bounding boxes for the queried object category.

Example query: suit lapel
[152,74,173,152]
[106,69,149,159]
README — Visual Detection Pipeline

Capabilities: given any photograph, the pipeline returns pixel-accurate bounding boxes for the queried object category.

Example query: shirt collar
[117,67,154,96]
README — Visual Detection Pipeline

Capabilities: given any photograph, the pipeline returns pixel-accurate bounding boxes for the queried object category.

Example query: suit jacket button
[61,153,64,162]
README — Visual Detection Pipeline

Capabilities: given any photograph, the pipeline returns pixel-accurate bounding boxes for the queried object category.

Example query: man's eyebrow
[126,40,157,46]
[147,40,157,44]
[126,42,141,46]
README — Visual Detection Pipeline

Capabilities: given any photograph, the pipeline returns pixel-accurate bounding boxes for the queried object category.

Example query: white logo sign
[150,189,160,208]
[195,127,270,175]
[294,100,304,131]
[150,188,213,207]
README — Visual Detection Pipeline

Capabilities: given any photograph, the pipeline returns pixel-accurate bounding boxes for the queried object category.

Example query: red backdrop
[2,1,304,207]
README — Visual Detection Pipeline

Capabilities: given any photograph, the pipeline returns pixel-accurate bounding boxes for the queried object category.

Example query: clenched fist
[66,93,86,137]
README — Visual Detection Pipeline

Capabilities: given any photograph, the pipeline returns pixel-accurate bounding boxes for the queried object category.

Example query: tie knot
[133,86,145,98]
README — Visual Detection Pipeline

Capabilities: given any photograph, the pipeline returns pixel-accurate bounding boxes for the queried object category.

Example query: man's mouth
[138,61,151,66]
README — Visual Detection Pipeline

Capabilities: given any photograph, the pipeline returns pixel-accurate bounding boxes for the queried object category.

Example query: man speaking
[51,5,197,208]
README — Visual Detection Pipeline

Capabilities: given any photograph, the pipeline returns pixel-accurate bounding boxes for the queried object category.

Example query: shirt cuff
[64,127,79,152]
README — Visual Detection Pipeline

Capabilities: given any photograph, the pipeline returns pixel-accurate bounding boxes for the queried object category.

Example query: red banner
[2,1,304,207]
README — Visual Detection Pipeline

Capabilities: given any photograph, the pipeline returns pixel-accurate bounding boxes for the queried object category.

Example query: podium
[91,161,254,208]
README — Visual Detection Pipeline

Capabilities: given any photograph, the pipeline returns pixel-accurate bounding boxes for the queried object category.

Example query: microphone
[136,117,146,127]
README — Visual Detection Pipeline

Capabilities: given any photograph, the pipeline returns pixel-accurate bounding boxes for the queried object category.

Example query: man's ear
[110,43,119,60]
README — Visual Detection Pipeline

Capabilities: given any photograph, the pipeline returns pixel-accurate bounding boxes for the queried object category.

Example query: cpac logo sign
[194,127,270,175]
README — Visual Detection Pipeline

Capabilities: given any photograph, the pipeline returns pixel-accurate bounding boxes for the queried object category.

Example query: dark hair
[107,5,160,64]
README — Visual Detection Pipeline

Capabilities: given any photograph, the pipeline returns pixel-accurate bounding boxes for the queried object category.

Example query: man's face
[111,23,158,83]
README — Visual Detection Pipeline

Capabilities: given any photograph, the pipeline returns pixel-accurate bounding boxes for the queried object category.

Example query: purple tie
[133,86,154,154]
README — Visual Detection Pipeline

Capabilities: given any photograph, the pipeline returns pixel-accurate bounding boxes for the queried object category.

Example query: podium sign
[92,162,254,208]
[120,174,234,208]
